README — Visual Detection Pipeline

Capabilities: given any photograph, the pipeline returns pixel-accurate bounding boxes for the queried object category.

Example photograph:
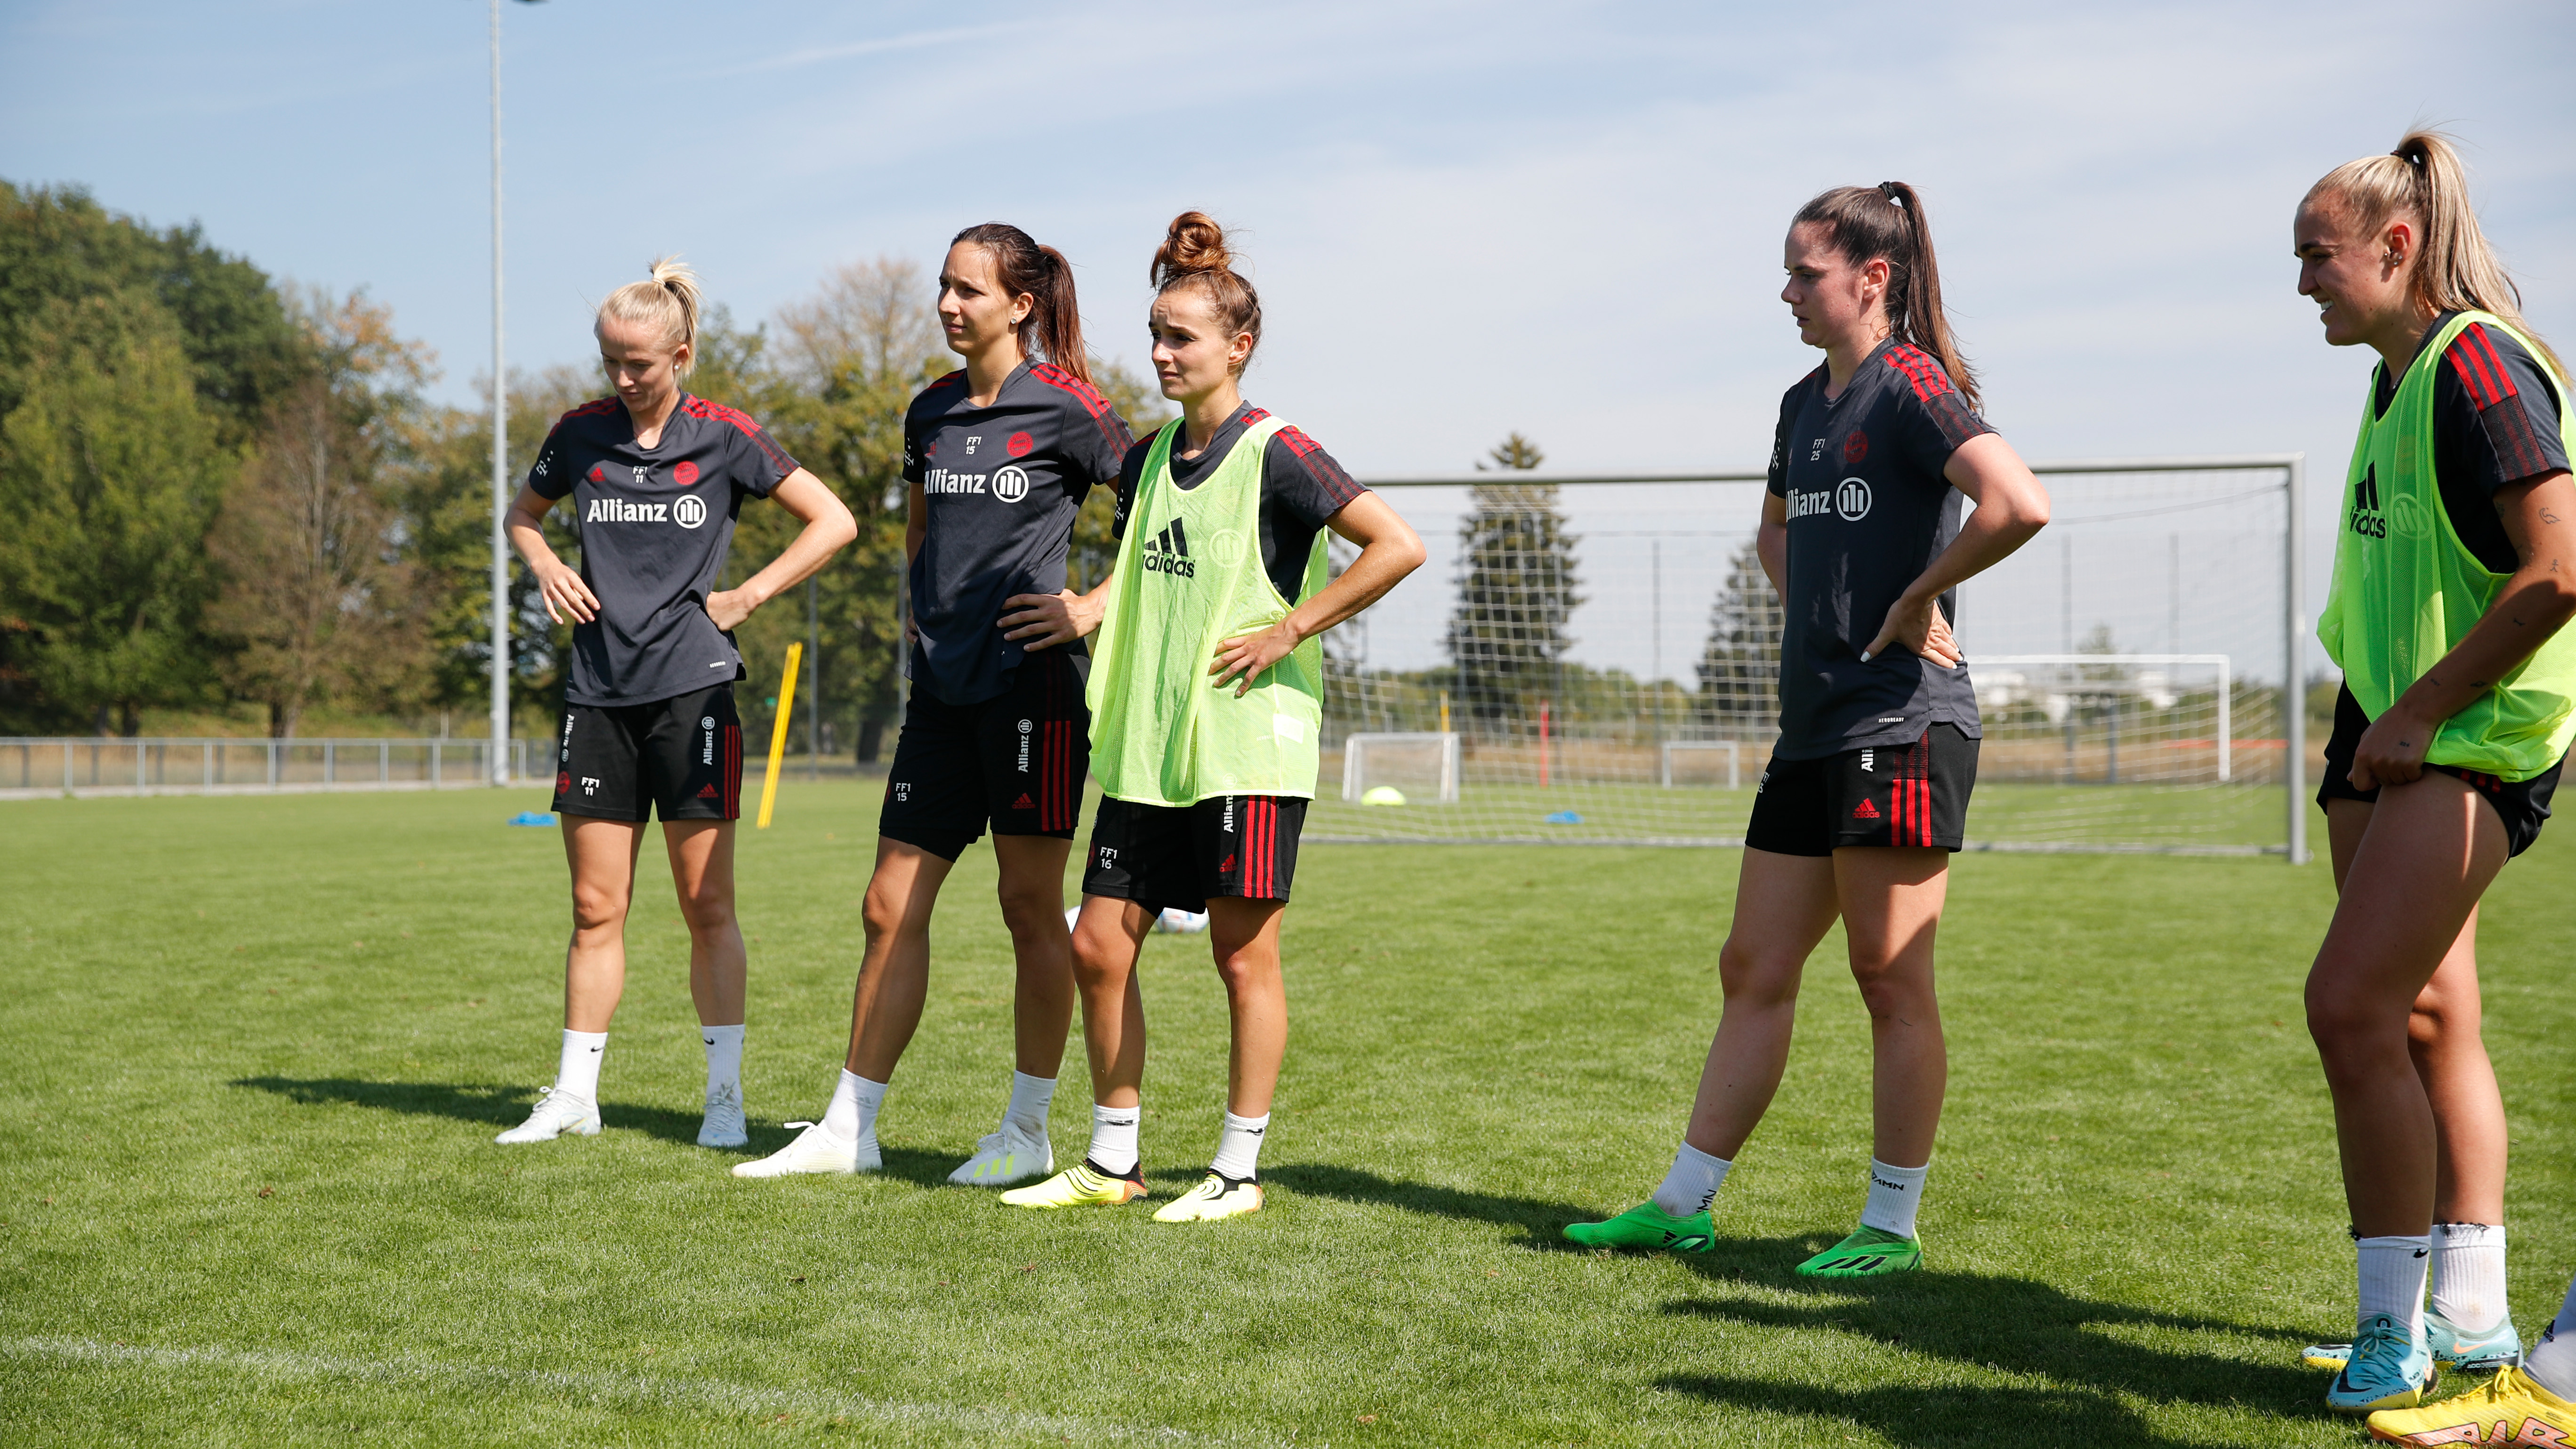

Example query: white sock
[1005,1071,1056,1136]
[1087,1103,1141,1177]
[1210,1111,1270,1181]
[1650,1143,1732,1218]
[2524,1272,2576,1401]
[1859,1158,1930,1240]
[701,1024,743,1100]
[2428,1222,2507,1331]
[822,1070,887,1149]
[555,1030,606,1103]
[2356,1234,2432,1341]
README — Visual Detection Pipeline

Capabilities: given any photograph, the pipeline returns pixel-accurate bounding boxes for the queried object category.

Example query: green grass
[3,783,2570,1446]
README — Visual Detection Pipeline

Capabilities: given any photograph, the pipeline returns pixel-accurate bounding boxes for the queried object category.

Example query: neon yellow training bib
[2317,310,2576,781]
[1087,415,1329,806]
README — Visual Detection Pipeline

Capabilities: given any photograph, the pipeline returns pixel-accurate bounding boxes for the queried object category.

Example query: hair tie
[1877,182,1902,203]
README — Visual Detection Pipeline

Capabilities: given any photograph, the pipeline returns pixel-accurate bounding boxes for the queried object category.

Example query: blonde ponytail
[2306,130,2565,383]
[596,255,704,377]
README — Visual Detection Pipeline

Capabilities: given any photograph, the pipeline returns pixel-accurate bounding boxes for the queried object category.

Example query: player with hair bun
[737,224,1137,1188]
[1000,211,1425,1221]
[496,257,858,1149]
[1563,183,2050,1276]
[2280,130,2576,1433]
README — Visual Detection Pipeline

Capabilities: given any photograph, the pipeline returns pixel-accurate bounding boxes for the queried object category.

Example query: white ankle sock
[1859,1158,1929,1239]
[1210,1111,1270,1181]
[823,1070,887,1148]
[555,1030,606,1102]
[1005,1071,1056,1136]
[2428,1222,2507,1331]
[1650,1143,1732,1217]
[2524,1272,2576,1400]
[2356,1235,2431,1340]
[1087,1103,1141,1176]
[700,1024,743,1099]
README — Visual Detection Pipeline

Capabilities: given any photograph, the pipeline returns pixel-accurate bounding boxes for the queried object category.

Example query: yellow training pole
[1439,690,1450,735]
[757,641,802,829]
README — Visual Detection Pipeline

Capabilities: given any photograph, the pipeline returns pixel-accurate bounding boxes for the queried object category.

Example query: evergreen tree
[1445,434,1580,731]
[1695,538,1781,732]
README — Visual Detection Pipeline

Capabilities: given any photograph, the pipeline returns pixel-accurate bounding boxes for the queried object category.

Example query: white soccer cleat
[494,1086,600,1144]
[698,1081,748,1149]
[948,1123,1055,1187]
[731,1120,877,1178]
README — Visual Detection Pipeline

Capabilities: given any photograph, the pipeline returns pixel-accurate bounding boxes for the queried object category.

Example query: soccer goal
[1310,456,2310,858]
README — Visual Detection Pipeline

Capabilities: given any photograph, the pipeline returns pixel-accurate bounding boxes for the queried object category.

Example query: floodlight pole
[2286,453,2308,864]
[486,0,510,785]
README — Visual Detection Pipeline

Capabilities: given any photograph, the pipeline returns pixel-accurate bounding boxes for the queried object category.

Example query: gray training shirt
[1765,340,1995,759]
[530,394,799,707]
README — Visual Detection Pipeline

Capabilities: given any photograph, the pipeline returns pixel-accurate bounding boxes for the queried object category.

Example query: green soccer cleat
[997,1160,1148,1210]
[2303,1308,2523,1374]
[1562,1201,1715,1255]
[1795,1225,1923,1278]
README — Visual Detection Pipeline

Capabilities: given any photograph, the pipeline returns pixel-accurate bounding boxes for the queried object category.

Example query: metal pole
[486,0,511,786]
[2286,454,2308,863]
[806,575,821,781]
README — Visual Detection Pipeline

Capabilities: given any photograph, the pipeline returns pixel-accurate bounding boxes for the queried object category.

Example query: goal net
[1311,458,2305,855]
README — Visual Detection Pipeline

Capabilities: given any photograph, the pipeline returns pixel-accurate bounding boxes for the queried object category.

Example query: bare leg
[2326,799,2506,1226]
[844,840,955,1080]
[2307,773,2506,1237]
[1833,846,1952,1169]
[991,834,1077,1080]
[1683,849,1841,1160]
[1206,898,1288,1118]
[662,820,745,1026]
[1070,896,1151,1109]
[561,815,649,1033]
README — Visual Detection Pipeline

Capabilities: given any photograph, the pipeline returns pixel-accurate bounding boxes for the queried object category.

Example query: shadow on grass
[1656,1235,2318,1448]
[1259,1162,1594,1234]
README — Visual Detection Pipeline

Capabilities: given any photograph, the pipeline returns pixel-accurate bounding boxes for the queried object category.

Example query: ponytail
[1790,183,1979,411]
[950,222,1091,386]
[1150,210,1263,374]
[2305,129,2565,383]
[596,255,703,377]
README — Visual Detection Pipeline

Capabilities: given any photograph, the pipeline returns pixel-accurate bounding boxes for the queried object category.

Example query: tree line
[0,183,1167,750]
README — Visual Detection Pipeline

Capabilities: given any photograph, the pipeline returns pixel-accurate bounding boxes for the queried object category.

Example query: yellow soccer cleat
[2366,1366,2576,1446]
[997,1160,1148,1210]
[1152,1172,1264,1223]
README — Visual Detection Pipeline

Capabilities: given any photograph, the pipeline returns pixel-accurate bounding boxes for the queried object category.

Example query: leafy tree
[1444,434,1580,732]
[1695,539,1781,732]
[0,293,233,734]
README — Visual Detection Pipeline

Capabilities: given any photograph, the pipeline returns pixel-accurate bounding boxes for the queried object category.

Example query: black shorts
[1081,795,1307,914]
[880,648,1089,862]
[1745,725,1978,856]
[552,683,742,823]
[2317,685,2562,858]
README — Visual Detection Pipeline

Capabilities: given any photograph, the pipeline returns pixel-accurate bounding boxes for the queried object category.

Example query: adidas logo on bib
[1142,516,1196,578]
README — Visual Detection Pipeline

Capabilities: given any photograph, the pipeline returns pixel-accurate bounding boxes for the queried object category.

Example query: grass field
[4,782,2572,1446]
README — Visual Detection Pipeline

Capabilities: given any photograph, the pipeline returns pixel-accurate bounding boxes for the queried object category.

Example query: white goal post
[1974,655,2234,782]
[1658,741,1741,789]
[1340,732,1461,804]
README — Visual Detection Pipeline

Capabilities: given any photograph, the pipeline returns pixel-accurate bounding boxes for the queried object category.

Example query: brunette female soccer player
[496,258,856,1148]
[1000,212,1425,1221]
[737,225,1133,1186]
[2278,132,2576,1433]
[1563,184,2049,1275]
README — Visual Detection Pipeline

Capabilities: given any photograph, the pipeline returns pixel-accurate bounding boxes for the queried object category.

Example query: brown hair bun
[1149,210,1262,373]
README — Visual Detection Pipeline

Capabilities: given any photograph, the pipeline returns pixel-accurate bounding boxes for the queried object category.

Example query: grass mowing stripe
[1,1336,1235,1443]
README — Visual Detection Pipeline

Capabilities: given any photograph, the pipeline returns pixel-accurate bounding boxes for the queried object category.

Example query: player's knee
[993,881,1062,940]
[2302,980,2388,1056]
[1070,932,1127,987]
[676,887,735,936]
[859,883,911,944]
[1717,943,1799,1006]
[1848,962,1927,1019]
[570,881,630,933]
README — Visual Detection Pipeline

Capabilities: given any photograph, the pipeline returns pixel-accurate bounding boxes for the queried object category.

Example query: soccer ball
[1360,786,1408,806]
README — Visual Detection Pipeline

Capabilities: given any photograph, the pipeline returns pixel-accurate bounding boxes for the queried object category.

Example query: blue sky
[5,0,2571,676]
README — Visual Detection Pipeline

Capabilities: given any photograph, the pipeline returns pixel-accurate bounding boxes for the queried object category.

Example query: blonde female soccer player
[494,258,856,1148]
[1001,212,1425,1221]
[2278,131,2576,1430]
[735,225,1132,1187]
[1562,183,2049,1275]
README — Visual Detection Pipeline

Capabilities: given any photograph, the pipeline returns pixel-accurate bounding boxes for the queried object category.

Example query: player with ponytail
[2283,132,2576,1433]
[496,258,857,1149]
[999,212,1424,1221]
[1564,183,2050,1276]
[738,224,1139,1188]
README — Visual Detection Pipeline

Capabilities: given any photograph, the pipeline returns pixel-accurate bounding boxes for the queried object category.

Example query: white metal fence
[0,738,535,799]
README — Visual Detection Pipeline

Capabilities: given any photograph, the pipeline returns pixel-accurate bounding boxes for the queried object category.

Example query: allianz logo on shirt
[1142,516,1196,578]
[1786,477,1873,523]
[585,495,708,529]
[924,465,1031,502]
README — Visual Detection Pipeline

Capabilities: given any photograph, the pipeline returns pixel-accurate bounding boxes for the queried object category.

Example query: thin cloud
[717,22,1025,76]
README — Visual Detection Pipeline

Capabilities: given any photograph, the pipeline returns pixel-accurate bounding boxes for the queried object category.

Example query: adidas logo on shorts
[1012,793,1035,809]
[1852,799,1881,820]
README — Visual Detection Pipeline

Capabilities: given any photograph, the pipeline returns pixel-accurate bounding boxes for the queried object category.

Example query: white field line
[4,1336,1261,1444]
